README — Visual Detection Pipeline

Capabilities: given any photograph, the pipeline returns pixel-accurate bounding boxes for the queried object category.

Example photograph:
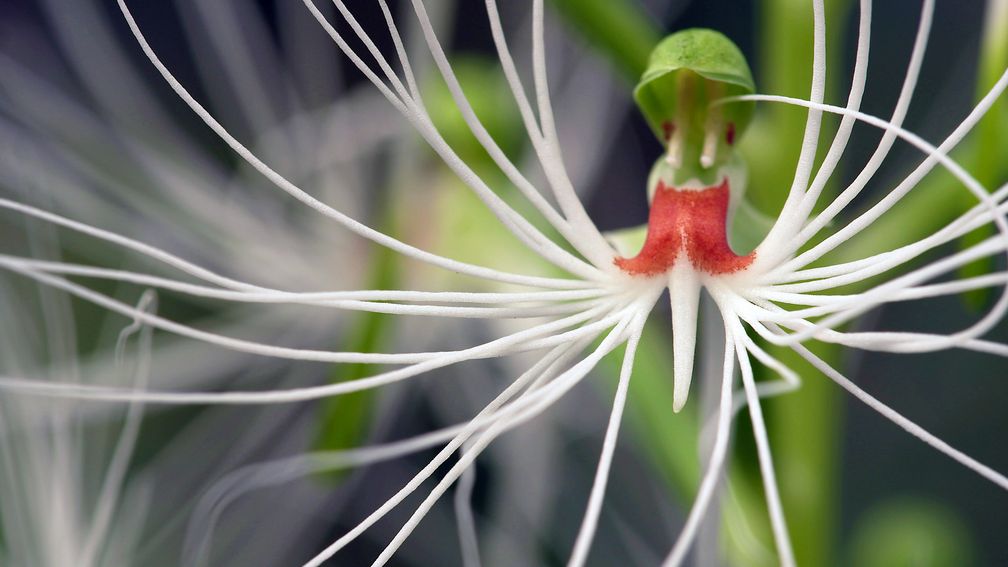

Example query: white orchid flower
[0,0,1006,566]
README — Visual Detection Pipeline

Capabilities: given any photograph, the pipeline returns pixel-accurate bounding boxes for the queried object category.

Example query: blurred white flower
[0,0,633,565]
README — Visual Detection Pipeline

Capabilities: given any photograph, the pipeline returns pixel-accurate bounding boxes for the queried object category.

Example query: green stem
[957,1,1008,309]
[313,215,400,480]
[600,321,700,500]
[548,0,661,81]
[752,1,851,565]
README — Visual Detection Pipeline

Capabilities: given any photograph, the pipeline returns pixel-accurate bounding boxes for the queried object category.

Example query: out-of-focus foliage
[848,500,976,567]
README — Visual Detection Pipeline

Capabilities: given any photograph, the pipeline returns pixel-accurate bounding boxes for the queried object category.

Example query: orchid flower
[0,0,1006,566]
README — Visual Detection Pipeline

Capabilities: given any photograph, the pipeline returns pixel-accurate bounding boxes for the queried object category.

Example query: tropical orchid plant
[0,0,1006,566]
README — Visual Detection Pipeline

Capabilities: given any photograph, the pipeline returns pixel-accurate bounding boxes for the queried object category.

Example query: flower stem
[548,0,660,81]
[750,1,852,565]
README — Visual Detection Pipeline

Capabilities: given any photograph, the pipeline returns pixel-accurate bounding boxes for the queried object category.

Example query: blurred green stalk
[957,0,1008,308]
[548,0,661,81]
[748,2,851,565]
[313,215,399,478]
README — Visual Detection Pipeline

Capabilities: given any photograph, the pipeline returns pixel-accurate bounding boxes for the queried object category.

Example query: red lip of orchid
[614,177,754,276]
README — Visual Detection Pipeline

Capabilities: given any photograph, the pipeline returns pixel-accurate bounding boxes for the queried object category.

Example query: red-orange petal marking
[614,178,754,276]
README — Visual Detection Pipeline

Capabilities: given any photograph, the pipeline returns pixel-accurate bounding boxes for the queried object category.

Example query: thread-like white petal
[731,319,796,567]
[660,320,735,567]
[567,316,646,567]
[785,333,1008,491]
[307,309,644,567]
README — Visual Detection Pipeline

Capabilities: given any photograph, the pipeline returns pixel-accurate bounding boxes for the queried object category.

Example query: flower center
[614,177,754,276]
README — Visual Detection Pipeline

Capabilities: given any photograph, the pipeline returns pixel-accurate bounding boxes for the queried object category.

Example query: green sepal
[634,29,755,144]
